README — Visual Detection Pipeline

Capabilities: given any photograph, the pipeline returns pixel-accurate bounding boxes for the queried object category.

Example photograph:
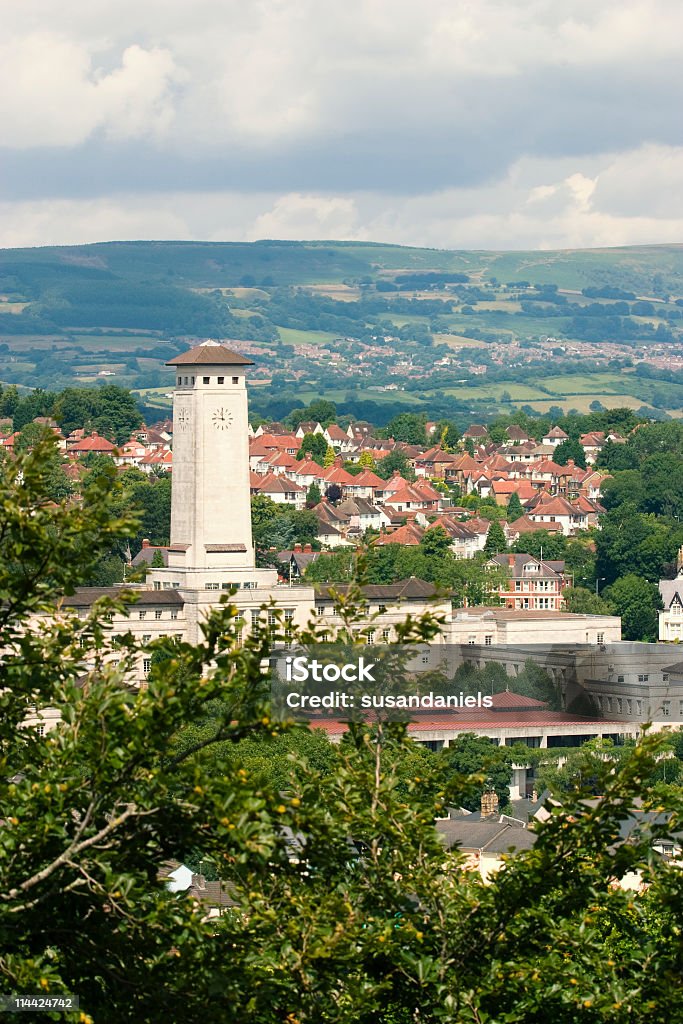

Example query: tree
[385,413,428,446]
[483,519,507,556]
[440,733,512,810]
[288,399,337,429]
[420,525,451,558]
[375,451,415,481]
[564,587,614,616]
[297,432,328,465]
[358,451,376,469]
[554,437,587,469]
[326,482,343,504]
[4,446,683,1020]
[323,445,336,467]
[306,482,322,507]
[603,573,662,641]
[506,491,524,521]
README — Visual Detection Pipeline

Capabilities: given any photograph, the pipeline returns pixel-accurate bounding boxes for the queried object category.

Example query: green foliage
[483,519,507,556]
[297,432,328,465]
[3,444,683,1020]
[287,399,337,429]
[506,491,524,520]
[564,586,614,616]
[440,733,512,809]
[306,481,322,507]
[385,413,428,446]
[375,450,415,481]
[554,437,587,468]
[251,495,319,557]
[603,573,662,642]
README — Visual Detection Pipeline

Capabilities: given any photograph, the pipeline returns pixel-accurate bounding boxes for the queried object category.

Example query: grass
[440,382,549,401]
[277,328,339,346]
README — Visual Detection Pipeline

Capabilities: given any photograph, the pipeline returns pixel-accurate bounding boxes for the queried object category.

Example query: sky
[2,0,682,250]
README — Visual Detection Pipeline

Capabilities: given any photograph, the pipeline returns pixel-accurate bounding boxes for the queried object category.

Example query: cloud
[2,144,682,251]
[0,2,681,248]
[0,34,179,148]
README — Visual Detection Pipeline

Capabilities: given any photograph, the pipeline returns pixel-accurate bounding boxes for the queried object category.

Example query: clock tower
[162,340,256,577]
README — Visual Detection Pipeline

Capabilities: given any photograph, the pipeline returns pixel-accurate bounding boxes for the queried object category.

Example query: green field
[277,328,339,346]
[441,382,549,401]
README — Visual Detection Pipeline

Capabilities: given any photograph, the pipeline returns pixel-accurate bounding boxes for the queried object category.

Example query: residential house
[489,553,569,611]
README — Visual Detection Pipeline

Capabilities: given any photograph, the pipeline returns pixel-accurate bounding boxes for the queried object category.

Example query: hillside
[1,240,683,425]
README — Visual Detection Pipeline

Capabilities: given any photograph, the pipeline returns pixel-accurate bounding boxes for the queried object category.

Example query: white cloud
[248,194,363,241]
[0,34,179,148]
[2,144,682,251]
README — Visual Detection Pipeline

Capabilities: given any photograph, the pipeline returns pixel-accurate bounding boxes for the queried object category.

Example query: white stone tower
[147,339,315,643]
[166,341,254,572]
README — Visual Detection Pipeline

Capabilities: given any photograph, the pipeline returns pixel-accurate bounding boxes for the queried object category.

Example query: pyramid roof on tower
[167,341,254,366]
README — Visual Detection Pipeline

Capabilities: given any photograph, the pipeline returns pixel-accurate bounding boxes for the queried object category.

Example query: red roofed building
[373,521,425,546]
[69,431,117,456]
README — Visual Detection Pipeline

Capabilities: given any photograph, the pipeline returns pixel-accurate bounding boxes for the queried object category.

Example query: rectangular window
[203,376,210,384]
[597,632,604,644]
[316,606,325,616]
[232,376,239,384]
[638,674,649,683]
[205,583,219,590]
[636,700,642,716]
[421,653,429,665]
[662,701,671,717]
[617,674,624,683]
[627,699,632,715]
[191,376,195,385]
[217,376,224,384]
[143,658,152,675]
[183,377,189,385]
[155,609,162,620]
[382,629,391,643]
[617,699,623,714]
[153,581,161,591]
[138,610,147,619]
[170,610,178,620]
[485,635,493,646]
[378,604,387,613]
[143,634,151,643]
[177,377,182,386]
[366,630,375,645]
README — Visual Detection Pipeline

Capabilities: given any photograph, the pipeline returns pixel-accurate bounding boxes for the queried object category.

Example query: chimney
[508,554,515,567]
[141,538,150,549]
[303,543,312,553]
[480,785,499,819]
[531,788,538,803]
[293,543,302,553]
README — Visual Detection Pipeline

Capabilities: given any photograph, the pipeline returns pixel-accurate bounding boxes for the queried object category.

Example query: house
[524,492,589,535]
[415,446,459,479]
[505,425,534,444]
[659,547,683,642]
[254,472,306,508]
[294,421,324,439]
[374,521,425,546]
[277,544,320,579]
[489,553,569,611]
[505,515,564,544]
[462,424,488,442]
[323,424,353,452]
[69,431,117,457]
[542,426,568,447]
[428,516,482,558]
[336,497,384,536]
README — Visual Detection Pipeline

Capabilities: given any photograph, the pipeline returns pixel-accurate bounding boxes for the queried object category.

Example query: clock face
[212,407,234,430]
[177,407,191,431]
